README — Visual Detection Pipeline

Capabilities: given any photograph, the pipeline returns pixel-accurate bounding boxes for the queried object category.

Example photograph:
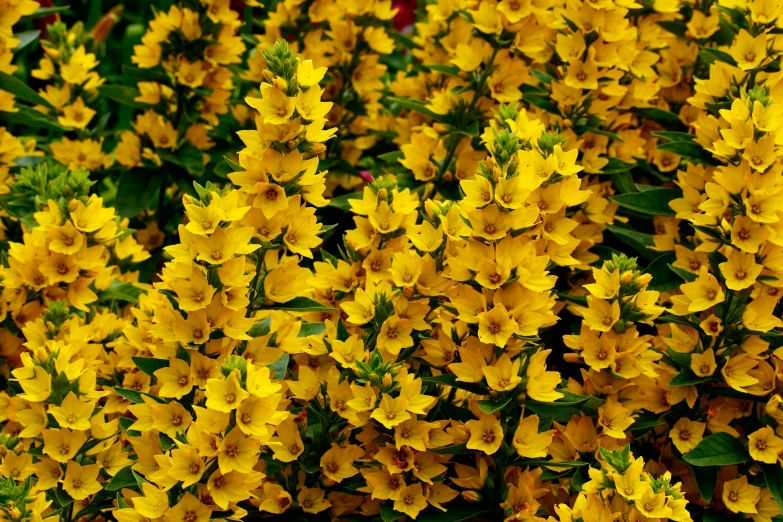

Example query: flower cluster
[1,1,783,522]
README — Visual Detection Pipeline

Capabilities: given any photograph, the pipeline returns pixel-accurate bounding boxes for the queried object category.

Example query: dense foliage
[1,1,783,522]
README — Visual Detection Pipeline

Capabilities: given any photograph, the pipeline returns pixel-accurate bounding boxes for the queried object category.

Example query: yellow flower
[526,349,563,402]
[482,354,521,392]
[58,97,96,129]
[134,482,170,519]
[270,418,304,462]
[43,428,86,463]
[377,315,414,355]
[748,427,783,464]
[371,394,411,429]
[247,83,295,125]
[297,59,327,87]
[394,483,427,520]
[581,296,620,333]
[48,392,94,430]
[176,58,207,88]
[297,486,331,514]
[690,349,717,378]
[319,443,364,482]
[205,371,249,412]
[63,461,102,501]
[477,305,517,347]
[680,267,724,312]
[723,476,761,514]
[722,354,760,392]
[466,413,503,455]
[729,30,767,70]
[168,445,205,487]
[512,414,553,458]
[634,484,672,519]
[165,493,211,522]
[217,427,258,474]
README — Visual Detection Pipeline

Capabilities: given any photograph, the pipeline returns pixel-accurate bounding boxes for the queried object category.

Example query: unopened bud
[309,143,326,154]
[461,491,481,502]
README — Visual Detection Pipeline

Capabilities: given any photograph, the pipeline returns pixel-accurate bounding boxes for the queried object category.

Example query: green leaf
[656,20,687,37]
[600,158,636,175]
[762,463,783,513]
[267,297,335,312]
[105,465,138,491]
[114,170,163,218]
[610,188,680,216]
[683,433,750,466]
[114,388,167,404]
[299,322,326,337]
[99,281,145,304]
[633,107,681,123]
[611,171,637,194]
[692,465,718,503]
[585,127,624,142]
[387,96,444,121]
[27,5,71,18]
[605,224,656,260]
[378,151,403,162]
[524,401,582,423]
[700,47,738,66]
[269,353,289,380]
[54,488,74,508]
[15,30,40,52]
[556,292,587,306]
[657,141,704,158]
[530,68,555,84]
[328,192,362,211]
[248,317,272,338]
[423,64,461,76]
[669,264,697,283]
[645,253,680,293]
[223,155,242,172]
[515,459,588,468]
[477,396,512,414]
[668,370,711,386]
[421,374,486,395]
[651,131,695,143]
[132,357,169,377]
[98,85,150,109]
[0,71,53,108]
[0,106,66,131]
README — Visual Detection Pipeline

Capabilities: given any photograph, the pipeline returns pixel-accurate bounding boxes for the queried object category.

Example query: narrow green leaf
[0,71,53,108]
[105,466,138,491]
[421,374,486,395]
[477,396,512,414]
[132,357,169,377]
[610,188,681,216]
[99,281,145,304]
[267,296,335,312]
[98,85,149,109]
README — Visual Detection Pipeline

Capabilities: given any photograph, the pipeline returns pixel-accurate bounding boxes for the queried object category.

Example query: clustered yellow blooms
[255,0,397,190]
[0,0,40,239]
[116,0,247,171]
[3,1,783,522]
[30,22,112,172]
